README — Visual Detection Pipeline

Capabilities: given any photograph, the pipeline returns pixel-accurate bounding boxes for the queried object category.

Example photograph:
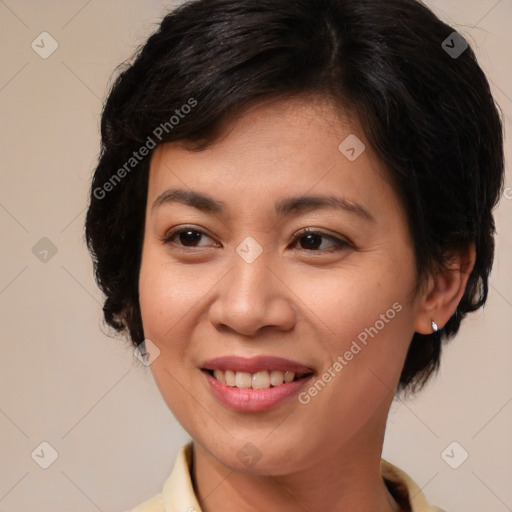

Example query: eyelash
[162,226,353,253]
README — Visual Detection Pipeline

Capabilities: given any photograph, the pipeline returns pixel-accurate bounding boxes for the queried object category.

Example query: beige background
[0,1,511,510]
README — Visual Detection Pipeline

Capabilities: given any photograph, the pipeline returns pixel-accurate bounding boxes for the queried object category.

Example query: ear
[413,243,476,335]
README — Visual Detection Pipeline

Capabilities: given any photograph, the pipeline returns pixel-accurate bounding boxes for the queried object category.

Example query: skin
[138,96,475,512]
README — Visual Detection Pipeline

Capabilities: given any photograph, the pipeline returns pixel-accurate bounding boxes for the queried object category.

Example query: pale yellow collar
[158,442,442,512]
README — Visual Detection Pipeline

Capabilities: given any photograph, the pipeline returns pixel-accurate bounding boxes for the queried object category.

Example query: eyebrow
[151,187,375,222]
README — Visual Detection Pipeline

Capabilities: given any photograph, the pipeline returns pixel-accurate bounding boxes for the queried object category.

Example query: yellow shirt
[129,442,446,512]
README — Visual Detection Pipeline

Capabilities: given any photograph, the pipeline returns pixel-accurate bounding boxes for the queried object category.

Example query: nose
[208,250,296,337]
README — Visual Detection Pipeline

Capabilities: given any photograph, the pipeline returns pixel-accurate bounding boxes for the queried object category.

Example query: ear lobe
[413,243,476,335]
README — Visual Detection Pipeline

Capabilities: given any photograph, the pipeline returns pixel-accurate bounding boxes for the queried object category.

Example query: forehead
[146,96,395,220]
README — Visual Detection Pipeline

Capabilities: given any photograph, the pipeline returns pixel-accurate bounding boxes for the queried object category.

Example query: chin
[195,431,314,476]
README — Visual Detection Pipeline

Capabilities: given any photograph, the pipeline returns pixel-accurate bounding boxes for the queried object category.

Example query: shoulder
[124,492,165,512]
[381,458,448,512]
[124,442,200,512]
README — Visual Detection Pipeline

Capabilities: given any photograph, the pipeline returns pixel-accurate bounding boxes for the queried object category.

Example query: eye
[162,226,353,253]
[162,226,216,248]
[290,228,353,253]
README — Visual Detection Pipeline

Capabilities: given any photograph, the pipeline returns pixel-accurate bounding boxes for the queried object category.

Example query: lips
[201,356,314,411]
[202,355,314,374]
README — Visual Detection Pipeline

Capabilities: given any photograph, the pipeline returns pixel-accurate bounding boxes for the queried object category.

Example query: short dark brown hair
[85,0,505,394]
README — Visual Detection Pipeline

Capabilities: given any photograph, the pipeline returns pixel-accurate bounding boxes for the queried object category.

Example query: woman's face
[138,97,425,474]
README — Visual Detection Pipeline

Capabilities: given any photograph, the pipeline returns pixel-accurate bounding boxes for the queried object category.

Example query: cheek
[290,260,414,344]
[137,252,204,422]
[289,261,416,411]
[138,252,207,345]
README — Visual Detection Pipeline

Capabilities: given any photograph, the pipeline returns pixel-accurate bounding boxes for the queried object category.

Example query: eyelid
[293,227,350,241]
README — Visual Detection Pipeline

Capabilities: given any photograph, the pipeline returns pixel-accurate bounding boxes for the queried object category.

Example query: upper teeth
[212,369,297,389]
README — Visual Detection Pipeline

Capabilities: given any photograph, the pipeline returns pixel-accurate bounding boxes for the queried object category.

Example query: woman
[85,0,505,510]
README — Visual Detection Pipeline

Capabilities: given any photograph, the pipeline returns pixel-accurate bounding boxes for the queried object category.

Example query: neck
[191,405,403,512]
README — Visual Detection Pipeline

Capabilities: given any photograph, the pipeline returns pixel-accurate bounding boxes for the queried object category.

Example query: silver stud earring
[432,320,438,332]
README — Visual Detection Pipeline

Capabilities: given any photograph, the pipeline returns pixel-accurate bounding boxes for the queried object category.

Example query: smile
[201,355,315,412]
